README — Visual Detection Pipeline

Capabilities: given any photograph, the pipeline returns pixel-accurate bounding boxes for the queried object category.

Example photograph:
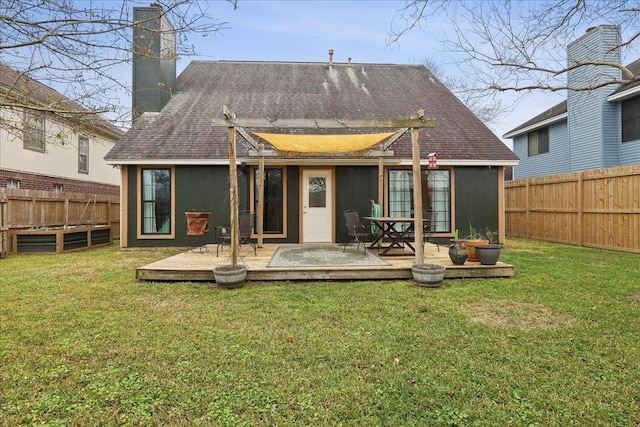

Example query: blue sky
[143,0,569,146]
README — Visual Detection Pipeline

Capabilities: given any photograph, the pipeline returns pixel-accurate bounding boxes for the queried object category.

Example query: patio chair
[343,209,373,253]
[216,210,257,257]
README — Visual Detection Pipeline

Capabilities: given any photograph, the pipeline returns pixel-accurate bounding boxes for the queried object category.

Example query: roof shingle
[106,60,517,163]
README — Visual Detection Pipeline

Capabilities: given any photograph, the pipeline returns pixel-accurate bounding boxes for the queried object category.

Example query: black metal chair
[343,209,373,253]
[216,211,257,257]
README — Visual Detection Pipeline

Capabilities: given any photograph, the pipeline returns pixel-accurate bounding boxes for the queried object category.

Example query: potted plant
[465,223,489,262]
[475,229,501,265]
[411,263,446,287]
[213,264,247,288]
[448,229,468,265]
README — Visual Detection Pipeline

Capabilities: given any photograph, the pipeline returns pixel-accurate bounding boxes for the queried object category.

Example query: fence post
[0,189,7,257]
[577,173,583,247]
[526,181,531,238]
[64,194,69,228]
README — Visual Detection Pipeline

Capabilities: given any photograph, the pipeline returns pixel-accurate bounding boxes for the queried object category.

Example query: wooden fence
[0,188,120,256]
[505,164,640,253]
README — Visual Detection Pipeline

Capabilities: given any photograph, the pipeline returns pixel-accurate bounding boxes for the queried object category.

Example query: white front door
[302,169,333,243]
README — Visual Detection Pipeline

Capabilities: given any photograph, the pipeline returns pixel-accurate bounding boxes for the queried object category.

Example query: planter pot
[475,244,501,265]
[213,264,247,289]
[465,239,489,262]
[448,239,468,265]
[411,263,446,287]
[185,211,211,236]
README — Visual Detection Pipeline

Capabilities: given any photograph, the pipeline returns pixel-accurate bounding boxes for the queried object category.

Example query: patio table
[363,216,427,256]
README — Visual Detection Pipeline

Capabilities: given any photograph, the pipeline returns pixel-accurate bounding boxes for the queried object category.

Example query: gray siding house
[105,5,519,249]
[504,25,640,179]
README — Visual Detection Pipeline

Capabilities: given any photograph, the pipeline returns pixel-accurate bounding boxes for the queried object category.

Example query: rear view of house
[105,5,518,249]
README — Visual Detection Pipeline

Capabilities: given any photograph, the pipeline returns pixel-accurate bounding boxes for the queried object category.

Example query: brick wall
[0,169,119,197]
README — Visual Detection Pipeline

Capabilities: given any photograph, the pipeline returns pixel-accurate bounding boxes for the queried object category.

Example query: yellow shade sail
[252,132,396,153]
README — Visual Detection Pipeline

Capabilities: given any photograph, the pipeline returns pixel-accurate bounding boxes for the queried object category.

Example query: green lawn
[1,238,639,426]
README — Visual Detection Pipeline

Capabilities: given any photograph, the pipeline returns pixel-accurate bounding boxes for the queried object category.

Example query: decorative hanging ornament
[428,152,438,169]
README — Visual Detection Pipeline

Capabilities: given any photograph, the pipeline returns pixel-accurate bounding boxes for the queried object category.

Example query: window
[388,169,451,232]
[23,111,45,152]
[6,179,20,189]
[528,127,549,156]
[78,136,89,173]
[141,168,172,235]
[622,97,640,142]
[53,184,64,192]
[252,167,286,236]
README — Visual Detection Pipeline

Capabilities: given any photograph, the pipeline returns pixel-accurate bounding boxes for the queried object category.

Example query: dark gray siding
[455,167,499,238]
[335,166,378,243]
[127,165,230,247]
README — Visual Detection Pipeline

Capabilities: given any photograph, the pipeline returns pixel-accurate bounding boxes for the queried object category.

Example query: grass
[1,238,639,426]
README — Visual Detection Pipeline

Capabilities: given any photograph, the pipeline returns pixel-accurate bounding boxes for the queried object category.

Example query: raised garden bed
[12,225,112,254]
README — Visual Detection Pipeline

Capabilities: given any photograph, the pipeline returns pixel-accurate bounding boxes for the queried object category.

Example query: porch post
[377,156,384,214]
[257,142,265,247]
[411,109,425,264]
[224,106,239,266]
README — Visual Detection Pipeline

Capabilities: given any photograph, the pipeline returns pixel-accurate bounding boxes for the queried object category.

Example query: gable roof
[0,63,124,140]
[106,60,518,165]
[504,57,640,139]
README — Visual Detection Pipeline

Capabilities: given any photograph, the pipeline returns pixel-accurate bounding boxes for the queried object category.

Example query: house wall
[125,165,227,247]
[0,107,120,189]
[513,121,569,179]
[334,166,378,243]
[124,165,302,247]
[620,137,640,164]
[567,25,621,172]
[123,164,505,247]
[0,169,118,196]
[454,167,499,239]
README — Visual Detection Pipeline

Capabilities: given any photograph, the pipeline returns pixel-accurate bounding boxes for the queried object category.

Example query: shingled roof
[106,60,518,164]
[0,63,124,140]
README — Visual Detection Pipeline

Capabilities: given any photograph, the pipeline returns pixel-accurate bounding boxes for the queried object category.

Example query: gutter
[502,113,567,139]
[106,158,520,167]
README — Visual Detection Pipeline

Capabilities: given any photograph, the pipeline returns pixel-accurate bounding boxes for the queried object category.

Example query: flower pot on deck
[465,239,489,262]
[475,244,501,265]
[448,239,468,265]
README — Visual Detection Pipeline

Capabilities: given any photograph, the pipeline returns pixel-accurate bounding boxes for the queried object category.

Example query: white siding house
[0,63,123,195]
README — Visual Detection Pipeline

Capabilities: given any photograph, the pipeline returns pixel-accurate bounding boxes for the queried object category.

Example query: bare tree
[0,0,236,132]
[390,0,640,94]
[422,57,505,124]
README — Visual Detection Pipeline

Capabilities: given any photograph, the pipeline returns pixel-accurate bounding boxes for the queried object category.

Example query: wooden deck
[136,243,514,282]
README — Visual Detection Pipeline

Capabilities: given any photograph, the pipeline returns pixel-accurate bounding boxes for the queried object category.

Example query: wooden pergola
[212,107,436,266]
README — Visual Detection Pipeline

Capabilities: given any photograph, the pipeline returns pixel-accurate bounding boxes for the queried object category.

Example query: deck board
[136,243,514,282]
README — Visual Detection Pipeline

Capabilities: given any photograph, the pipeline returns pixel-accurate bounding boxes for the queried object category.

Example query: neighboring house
[504,25,640,179]
[104,5,518,249]
[0,63,123,196]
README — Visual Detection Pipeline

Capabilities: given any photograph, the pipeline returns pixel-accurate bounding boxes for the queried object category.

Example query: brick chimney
[132,4,177,121]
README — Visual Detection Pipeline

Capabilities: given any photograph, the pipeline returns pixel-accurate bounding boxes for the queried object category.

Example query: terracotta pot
[185,211,210,236]
[465,239,489,262]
